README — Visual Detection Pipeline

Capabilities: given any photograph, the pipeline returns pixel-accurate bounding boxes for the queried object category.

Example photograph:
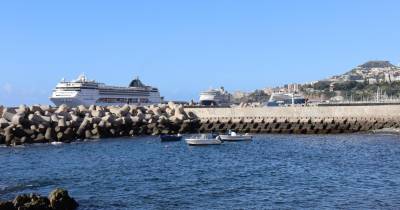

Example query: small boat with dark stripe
[160,134,183,142]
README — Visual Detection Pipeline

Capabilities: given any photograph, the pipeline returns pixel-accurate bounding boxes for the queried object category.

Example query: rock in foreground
[0,188,78,210]
[49,188,79,210]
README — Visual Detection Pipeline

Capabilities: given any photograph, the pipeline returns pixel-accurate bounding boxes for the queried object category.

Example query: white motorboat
[185,134,222,146]
[218,130,253,141]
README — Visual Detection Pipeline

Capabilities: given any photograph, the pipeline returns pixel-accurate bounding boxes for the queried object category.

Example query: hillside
[235,60,400,103]
[301,60,400,101]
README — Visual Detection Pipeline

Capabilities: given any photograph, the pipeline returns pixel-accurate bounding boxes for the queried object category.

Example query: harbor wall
[185,106,400,134]
[186,105,400,119]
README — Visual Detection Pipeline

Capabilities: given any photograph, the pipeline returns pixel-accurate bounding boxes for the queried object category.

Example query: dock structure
[185,105,400,134]
[1,104,400,146]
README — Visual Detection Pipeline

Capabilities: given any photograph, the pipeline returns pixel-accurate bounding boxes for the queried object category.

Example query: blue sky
[0,0,400,106]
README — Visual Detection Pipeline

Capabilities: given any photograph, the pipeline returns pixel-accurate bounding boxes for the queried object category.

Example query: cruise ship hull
[50,90,162,107]
[50,97,159,107]
[50,97,96,107]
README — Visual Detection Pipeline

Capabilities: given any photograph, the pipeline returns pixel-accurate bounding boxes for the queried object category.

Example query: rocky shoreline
[0,102,199,146]
[0,188,78,210]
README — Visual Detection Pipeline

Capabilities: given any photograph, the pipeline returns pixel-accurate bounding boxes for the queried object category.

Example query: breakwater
[0,103,199,146]
[186,105,400,134]
[1,104,400,146]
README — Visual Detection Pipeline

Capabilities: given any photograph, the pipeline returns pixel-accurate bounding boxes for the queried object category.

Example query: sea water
[1,134,400,209]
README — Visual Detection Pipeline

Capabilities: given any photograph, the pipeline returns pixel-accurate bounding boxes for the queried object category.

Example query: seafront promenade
[1,103,400,146]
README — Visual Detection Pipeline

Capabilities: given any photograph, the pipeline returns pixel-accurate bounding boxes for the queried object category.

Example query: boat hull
[219,135,253,141]
[160,135,182,142]
[185,139,222,145]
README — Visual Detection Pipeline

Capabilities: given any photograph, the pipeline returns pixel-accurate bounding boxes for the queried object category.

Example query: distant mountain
[330,60,400,83]
[358,60,396,69]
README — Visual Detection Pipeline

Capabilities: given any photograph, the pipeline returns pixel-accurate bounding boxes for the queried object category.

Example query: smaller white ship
[219,130,253,141]
[266,93,306,106]
[185,134,223,146]
[199,87,231,106]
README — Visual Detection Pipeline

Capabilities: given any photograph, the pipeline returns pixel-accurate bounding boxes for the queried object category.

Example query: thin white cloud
[2,83,12,94]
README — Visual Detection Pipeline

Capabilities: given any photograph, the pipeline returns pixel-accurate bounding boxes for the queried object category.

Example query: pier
[186,105,400,134]
[1,104,400,146]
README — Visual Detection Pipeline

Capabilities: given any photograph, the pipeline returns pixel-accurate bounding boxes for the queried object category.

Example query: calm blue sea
[1,134,400,209]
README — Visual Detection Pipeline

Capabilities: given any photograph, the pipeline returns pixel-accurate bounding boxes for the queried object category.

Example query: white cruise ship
[199,87,231,106]
[50,74,162,107]
[266,93,306,106]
